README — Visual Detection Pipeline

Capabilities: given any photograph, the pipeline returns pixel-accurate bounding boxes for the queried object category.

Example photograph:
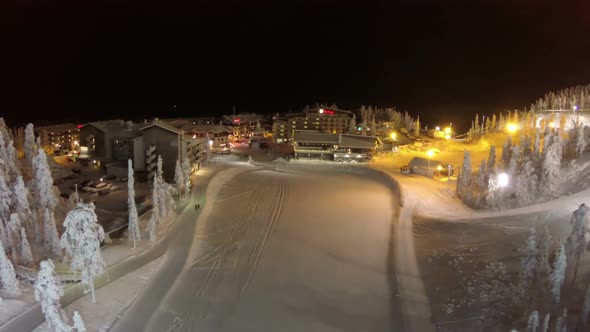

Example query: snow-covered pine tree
[148,209,158,242]
[565,203,589,283]
[516,156,538,205]
[487,145,496,175]
[518,227,538,301]
[0,173,11,222]
[12,176,34,228]
[0,118,10,146]
[151,175,159,221]
[361,118,367,136]
[59,203,105,303]
[34,259,72,332]
[539,136,562,198]
[574,121,586,157]
[527,310,539,332]
[67,190,79,210]
[0,217,7,249]
[555,308,567,332]
[477,159,487,189]
[174,159,184,195]
[72,311,86,332]
[370,115,377,136]
[0,132,9,176]
[501,136,513,168]
[181,157,191,197]
[32,149,58,211]
[19,227,33,266]
[457,151,472,202]
[156,155,163,181]
[542,313,550,332]
[414,116,420,137]
[6,139,20,182]
[348,114,357,134]
[7,213,22,262]
[0,237,20,296]
[533,129,541,156]
[491,114,497,132]
[536,226,552,278]
[43,208,60,255]
[508,145,520,177]
[24,123,36,170]
[520,135,532,157]
[127,159,140,249]
[550,244,567,304]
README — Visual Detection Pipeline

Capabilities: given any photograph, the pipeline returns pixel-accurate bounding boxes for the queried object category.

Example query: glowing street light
[497,172,509,188]
[506,123,518,134]
[426,149,435,177]
[390,132,397,140]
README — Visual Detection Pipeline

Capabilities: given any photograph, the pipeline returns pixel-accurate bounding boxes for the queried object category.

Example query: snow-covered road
[112,167,400,331]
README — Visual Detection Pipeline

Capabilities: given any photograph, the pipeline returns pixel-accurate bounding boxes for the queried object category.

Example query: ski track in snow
[195,183,271,297]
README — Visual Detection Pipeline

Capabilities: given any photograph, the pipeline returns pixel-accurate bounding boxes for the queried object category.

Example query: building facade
[273,107,353,143]
[291,130,381,161]
[37,123,80,152]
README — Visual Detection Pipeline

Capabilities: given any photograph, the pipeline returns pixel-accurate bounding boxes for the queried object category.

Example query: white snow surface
[112,166,397,332]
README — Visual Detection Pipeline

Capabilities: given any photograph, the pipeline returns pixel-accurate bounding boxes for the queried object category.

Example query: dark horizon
[2,0,590,132]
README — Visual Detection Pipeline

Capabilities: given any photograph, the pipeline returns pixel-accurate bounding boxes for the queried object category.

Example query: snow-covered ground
[112,167,399,332]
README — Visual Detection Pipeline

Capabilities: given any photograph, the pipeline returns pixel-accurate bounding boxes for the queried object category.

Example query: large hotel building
[272,107,353,143]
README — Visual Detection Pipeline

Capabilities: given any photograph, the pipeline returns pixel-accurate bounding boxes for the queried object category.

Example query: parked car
[65,157,74,162]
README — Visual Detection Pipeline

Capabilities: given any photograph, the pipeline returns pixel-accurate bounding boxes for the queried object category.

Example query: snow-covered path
[112,168,399,331]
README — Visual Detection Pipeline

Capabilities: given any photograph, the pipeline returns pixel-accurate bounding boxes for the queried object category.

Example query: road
[112,166,401,332]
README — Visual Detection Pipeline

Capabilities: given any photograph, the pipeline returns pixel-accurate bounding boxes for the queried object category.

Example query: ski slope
[112,167,399,332]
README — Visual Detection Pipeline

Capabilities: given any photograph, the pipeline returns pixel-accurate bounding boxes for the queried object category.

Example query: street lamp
[426,149,435,177]
[390,132,397,141]
[497,172,509,188]
[506,123,518,134]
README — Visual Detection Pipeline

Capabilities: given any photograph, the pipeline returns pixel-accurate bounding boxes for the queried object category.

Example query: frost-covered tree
[127,159,140,250]
[148,176,159,242]
[0,238,20,296]
[67,190,79,211]
[348,114,357,134]
[0,118,10,146]
[574,121,586,157]
[361,118,367,136]
[414,116,420,137]
[19,227,33,266]
[536,226,553,278]
[24,123,36,170]
[7,213,22,262]
[508,145,520,177]
[516,156,538,205]
[487,145,496,175]
[550,244,567,304]
[174,159,184,195]
[34,259,72,332]
[502,136,513,168]
[539,136,562,198]
[555,308,567,332]
[533,129,541,156]
[181,157,191,197]
[0,132,9,175]
[457,151,473,202]
[32,149,58,211]
[477,159,487,190]
[59,203,105,303]
[518,227,538,301]
[72,311,86,332]
[370,114,377,136]
[527,310,539,332]
[0,173,11,221]
[542,313,550,332]
[6,139,20,182]
[565,203,589,282]
[12,176,34,227]
[43,208,60,255]
[156,155,163,182]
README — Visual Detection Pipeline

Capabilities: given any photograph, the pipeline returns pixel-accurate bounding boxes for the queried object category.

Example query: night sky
[2,0,590,131]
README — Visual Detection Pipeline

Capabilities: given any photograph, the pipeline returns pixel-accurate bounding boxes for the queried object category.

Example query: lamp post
[426,149,434,177]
